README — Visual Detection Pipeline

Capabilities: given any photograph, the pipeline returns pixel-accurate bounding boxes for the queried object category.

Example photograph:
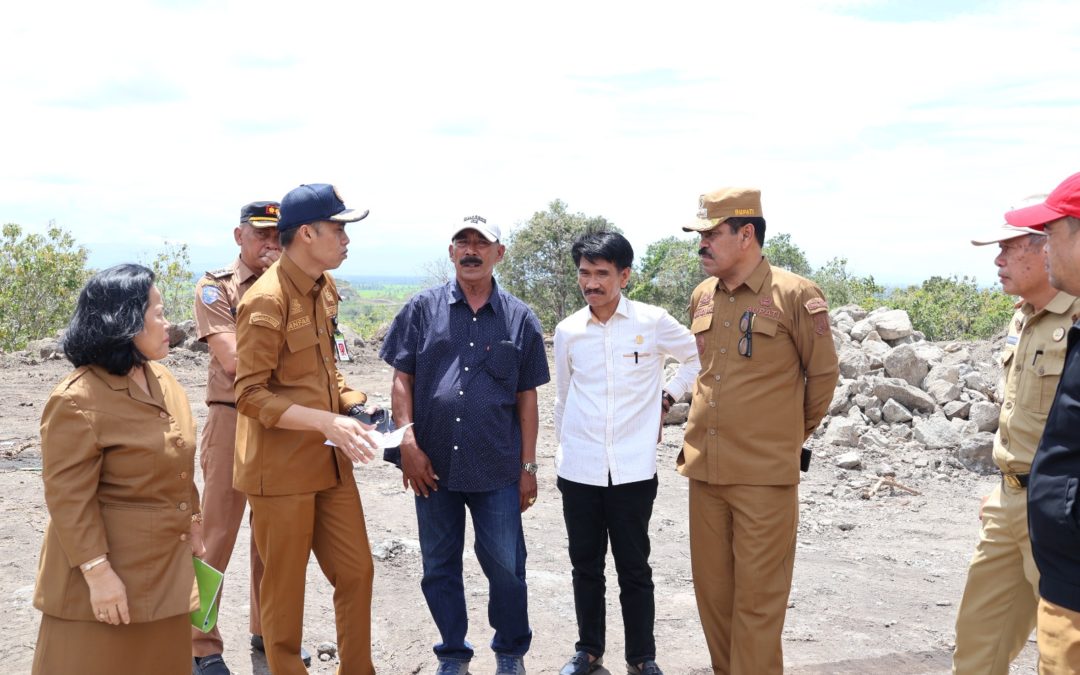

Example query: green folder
[190,556,224,633]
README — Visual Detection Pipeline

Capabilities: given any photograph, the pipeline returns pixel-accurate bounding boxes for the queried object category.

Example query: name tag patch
[287,315,312,332]
[250,312,280,329]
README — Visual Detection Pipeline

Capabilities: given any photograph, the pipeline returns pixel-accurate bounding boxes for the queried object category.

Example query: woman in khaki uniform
[31,264,205,675]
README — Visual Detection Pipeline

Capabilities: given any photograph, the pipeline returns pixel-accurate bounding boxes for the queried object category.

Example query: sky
[2,0,1079,287]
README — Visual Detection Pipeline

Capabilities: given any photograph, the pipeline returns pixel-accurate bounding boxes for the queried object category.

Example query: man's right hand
[399,426,439,497]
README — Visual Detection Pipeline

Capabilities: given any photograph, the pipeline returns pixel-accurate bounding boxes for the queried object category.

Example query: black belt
[1002,472,1029,489]
[209,401,236,408]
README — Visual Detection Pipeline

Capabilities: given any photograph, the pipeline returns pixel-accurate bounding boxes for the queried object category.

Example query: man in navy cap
[234,184,379,675]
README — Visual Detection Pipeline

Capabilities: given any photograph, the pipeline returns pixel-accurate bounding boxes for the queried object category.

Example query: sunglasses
[738,310,754,358]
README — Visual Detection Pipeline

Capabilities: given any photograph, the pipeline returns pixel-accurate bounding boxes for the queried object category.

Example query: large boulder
[823,417,861,447]
[969,401,1001,433]
[883,344,930,387]
[872,377,937,414]
[869,309,914,341]
[838,346,872,379]
[168,320,196,347]
[882,399,914,423]
[912,414,966,450]
[955,432,996,474]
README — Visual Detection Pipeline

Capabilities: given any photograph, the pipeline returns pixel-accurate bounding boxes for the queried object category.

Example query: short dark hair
[725,217,767,247]
[280,221,322,248]
[62,264,156,375]
[571,230,634,271]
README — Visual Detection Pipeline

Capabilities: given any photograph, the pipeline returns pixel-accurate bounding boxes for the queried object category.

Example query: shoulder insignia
[813,312,830,336]
[200,285,221,306]
[249,312,281,329]
[289,298,304,313]
[804,297,829,315]
[322,286,336,304]
[205,267,234,280]
[1053,327,1066,342]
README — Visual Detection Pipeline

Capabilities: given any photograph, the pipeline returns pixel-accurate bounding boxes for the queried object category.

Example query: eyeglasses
[738,310,754,358]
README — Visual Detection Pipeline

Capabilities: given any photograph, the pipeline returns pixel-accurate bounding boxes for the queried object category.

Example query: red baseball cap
[1005,172,1080,229]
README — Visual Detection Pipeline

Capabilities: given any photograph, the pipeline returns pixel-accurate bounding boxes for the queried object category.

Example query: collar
[708,257,771,295]
[233,256,260,285]
[88,363,165,407]
[447,278,504,320]
[1044,291,1080,316]
[583,294,630,326]
[280,251,320,296]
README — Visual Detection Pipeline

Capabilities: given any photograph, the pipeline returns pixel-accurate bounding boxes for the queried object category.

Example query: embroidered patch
[760,296,773,307]
[287,315,312,332]
[250,312,280,329]
[289,298,303,313]
[324,302,337,317]
[813,312,830,336]
[322,286,336,304]
[696,333,706,357]
[1006,335,1020,345]
[804,297,829,315]
[201,285,220,305]
[753,305,781,320]
[693,301,714,319]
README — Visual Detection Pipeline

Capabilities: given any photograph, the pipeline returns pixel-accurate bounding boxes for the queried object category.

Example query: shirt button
[459,390,464,396]
[709,401,716,408]
[178,502,189,511]
[713,374,721,381]
[472,317,477,322]
[180,533,188,542]
[324,356,329,362]
[729,297,735,303]
[724,321,731,327]
[453,445,459,450]
[456,418,461,422]
[1038,367,1045,375]
[464,367,470,372]
[179,471,188,479]
[469,342,474,347]
[1005,401,1013,409]
[1015,365,1023,372]
[159,411,168,419]
[176,438,186,448]
[708,428,717,436]
[1002,437,1009,446]
[720,348,727,354]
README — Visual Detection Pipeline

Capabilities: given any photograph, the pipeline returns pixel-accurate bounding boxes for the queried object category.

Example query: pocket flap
[285,326,318,353]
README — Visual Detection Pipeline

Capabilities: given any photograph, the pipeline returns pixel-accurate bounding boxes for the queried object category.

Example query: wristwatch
[521,462,539,475]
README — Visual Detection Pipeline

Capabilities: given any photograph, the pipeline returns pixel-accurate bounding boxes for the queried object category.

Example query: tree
[762,233,812,276]
[420,255,453,288]
[627,236,705,325]
[884,276,1015,341]
[0,222,90,351]
[500,200,615,331]
[145,242,195,323]
[811,257,883,309]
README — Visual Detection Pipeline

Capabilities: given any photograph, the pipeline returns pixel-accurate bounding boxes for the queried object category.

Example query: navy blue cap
[277,184,369,232]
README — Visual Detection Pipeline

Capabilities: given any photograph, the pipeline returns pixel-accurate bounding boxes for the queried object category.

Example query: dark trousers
[558,474,659,664]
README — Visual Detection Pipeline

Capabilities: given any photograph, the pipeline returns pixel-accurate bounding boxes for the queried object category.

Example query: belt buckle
[1003,473,1022,490]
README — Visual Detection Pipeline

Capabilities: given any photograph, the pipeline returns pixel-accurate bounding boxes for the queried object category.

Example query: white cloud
[1,0,1079,287]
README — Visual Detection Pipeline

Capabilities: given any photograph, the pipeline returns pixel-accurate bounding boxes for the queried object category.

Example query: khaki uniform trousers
[952,482,1038,674]
[248,477,375,675]
[192,403,265,656]
[689,480,798,675]
[1038,599,1080,674]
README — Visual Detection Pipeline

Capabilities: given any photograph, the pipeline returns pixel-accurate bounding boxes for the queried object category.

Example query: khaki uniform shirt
[34,363,199,623]
[194,257,259,405]
[234,252,362,496]
[679,258,840,486]
[993,291,1080,474]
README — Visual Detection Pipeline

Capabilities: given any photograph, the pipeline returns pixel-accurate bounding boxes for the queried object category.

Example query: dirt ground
[0,345,1038,674]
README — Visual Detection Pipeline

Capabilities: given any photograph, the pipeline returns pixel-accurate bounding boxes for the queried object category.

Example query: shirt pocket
[483,340,521,394]
[1019,343,1065,414]
[283,326,320,382]
[743,314,780,368]
[690,313,714,360]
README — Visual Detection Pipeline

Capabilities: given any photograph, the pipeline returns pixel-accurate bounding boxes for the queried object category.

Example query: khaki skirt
[32,612,190,675]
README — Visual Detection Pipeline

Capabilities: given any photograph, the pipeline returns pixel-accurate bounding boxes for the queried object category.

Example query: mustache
[583,289,604,295]
[698,248,713,258]
[459,256,483,266]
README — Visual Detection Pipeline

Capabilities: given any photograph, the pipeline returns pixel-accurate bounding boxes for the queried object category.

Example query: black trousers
[557,474,659,664]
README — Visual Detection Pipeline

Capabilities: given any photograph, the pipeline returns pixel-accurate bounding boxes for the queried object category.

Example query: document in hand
[190,556,224,633]
[324,423,413,451]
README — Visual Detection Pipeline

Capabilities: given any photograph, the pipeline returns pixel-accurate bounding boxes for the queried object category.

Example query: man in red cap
[1004,172,1080,674]
[952,196,1080,674]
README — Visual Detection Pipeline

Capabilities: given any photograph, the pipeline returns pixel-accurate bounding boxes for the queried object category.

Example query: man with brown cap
[678,187,839,674]
[234,184,380,675]
[951,198,1080,675]
[1004,171,1080,674]
[192,201,306,675]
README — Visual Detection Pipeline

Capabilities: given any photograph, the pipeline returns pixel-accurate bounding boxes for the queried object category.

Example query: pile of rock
[817,305,1003,475]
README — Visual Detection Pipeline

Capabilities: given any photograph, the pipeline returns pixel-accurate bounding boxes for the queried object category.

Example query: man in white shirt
[554,231,700,675]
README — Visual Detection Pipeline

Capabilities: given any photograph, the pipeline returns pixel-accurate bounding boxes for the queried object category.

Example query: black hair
[571,230,634,271]
[280,221,322,248]
[62,264,156,375]
[725,217,767,247]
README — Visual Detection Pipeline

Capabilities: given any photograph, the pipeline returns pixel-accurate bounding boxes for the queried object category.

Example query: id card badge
[333,331,352,362]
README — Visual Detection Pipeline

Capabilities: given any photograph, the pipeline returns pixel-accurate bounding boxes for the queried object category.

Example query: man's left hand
[519,471,537,513]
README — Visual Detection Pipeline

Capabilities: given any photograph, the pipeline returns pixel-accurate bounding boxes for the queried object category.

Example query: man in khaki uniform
[679,187,839,675]
[952,202,1080,674]
[192,201,311,675]
[234,183,379,675]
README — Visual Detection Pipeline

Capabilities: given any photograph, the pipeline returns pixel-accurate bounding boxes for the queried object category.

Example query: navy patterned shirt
[380,279,550,492]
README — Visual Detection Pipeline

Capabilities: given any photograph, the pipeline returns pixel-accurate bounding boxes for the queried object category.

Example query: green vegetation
[145,242,196,323]
[0,223,90,351]
[336,279,420,340]
[628,236,705,323]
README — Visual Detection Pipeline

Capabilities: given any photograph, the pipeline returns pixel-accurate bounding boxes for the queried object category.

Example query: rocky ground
[0,309,1040,674]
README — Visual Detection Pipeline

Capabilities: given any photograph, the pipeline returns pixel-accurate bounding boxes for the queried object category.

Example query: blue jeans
[415,481,532,662]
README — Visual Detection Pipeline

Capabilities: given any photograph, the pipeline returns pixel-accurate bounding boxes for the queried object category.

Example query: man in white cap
[952,196,1080,674]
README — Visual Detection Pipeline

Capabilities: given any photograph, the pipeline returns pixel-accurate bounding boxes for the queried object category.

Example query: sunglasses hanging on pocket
[738,310,754,358]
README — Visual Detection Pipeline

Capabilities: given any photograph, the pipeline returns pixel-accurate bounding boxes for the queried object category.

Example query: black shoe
[250,634,313,667]
[560,651,602,675]
[627,661,663,675]
[193,654,231,675]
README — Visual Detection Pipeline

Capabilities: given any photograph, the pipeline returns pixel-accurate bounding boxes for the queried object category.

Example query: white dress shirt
[554,295,700,486]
